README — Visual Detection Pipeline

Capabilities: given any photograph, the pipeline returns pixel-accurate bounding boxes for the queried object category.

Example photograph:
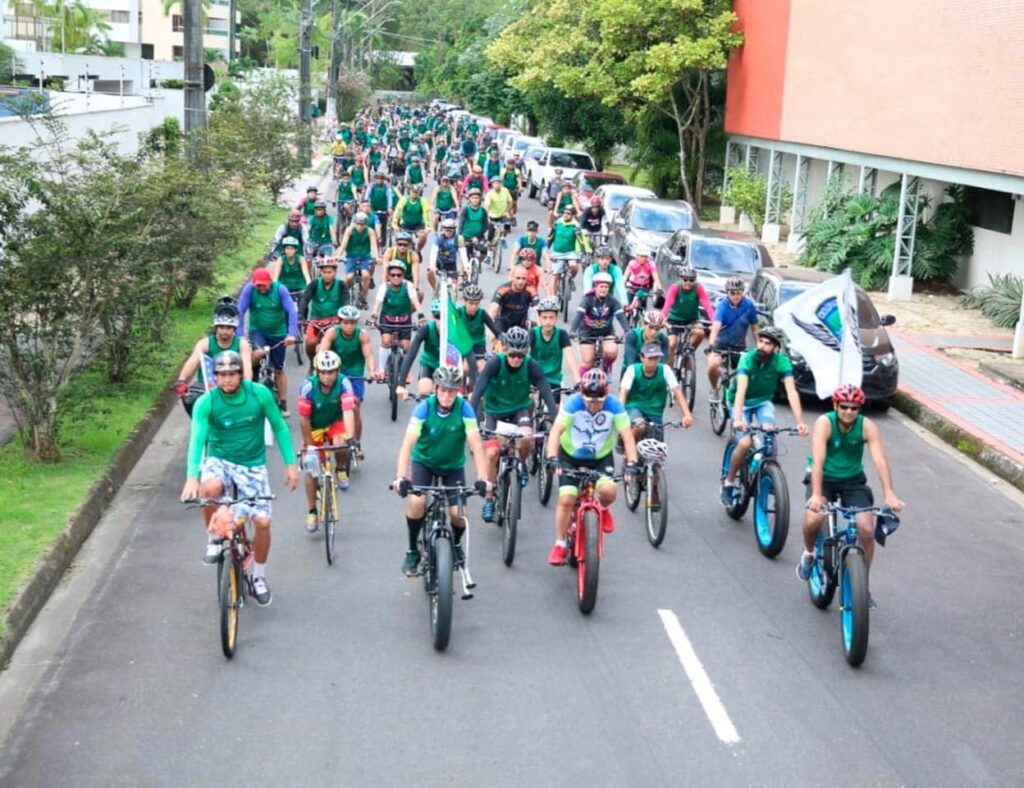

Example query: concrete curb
[0,386,179,669]
[893,391,1024,494]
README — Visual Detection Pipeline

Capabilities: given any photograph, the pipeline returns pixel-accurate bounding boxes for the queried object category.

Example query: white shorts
[550,252,579,274]
[200,457,273,518]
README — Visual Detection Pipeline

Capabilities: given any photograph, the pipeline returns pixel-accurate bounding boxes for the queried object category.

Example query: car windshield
[515,139,539,151]
[778,285,882,328]
[549,151,593,169]
[633,205,694,233]
[690,238,758,274]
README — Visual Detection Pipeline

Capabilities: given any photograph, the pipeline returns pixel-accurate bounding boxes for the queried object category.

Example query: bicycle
[707,347,743,436]
[464,241,484,288]
[529,387,574,506]
[252,337,290,405]
[186,493,275,659]
[571,334,624,378]
[289,294,307,367]
[547,462,622,615]
[303,442,351,565]
[720,425,800,558]
[482,422,530,567]
[491,216,515,273]
[625,288,651,330]
[622,419,683,548]
[400,482,480,651]
[667,322,704,412]
[555,263,577,322]
[805,502,900,667]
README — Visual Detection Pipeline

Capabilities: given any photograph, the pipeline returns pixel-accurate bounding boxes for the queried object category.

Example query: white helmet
[313,350,341,372]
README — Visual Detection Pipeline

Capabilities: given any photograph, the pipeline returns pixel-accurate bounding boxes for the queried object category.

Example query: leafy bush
[160,78,185,89]
[337,70,370,122]
[959,273,1023,328]
[722,166,767,228]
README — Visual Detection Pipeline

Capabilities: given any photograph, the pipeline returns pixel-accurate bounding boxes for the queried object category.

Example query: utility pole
[228,0,236,63]
[298,0,313,165]
[183,0,206,156]
[328,0,340,120]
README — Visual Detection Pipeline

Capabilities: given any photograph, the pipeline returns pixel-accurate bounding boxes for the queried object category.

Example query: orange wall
[725,0,1024,178]
[724,0,790,141]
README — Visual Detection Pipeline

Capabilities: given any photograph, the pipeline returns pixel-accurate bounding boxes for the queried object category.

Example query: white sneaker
[202,541,222,565]
[253,576,272,606]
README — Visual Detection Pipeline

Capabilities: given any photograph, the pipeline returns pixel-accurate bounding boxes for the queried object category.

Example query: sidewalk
[890,330,1024,489]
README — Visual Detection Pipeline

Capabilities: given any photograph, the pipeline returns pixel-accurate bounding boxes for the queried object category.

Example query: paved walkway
[891,330,1024,464]
[905,332,1013,352]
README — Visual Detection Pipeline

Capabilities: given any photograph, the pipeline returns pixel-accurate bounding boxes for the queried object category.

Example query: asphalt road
[2,188,1023,787]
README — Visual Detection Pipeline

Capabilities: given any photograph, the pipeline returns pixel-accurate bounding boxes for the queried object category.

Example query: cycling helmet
[306,184,318,193]
[433,365,463,390]
[467,188,482,197]
[386,261,406,274]
[832,384,866,406]
[634,246,652,258]
[440,218,457,230]
[213,350,242,373]
[637,438,668,463]
[725,275,745,292]
[429,298,442,315]
[580,368,608,397]
[463,284,484,301]
[590,195,602,206]
[503,326,530,353]
[288,209,301,221]
[318,257,339,269]
[314,199,327,209]
[395,230,413,243]
[592,272,613,285]
[595,244,613,257]
[212,307,238,327]
[337,305,360,321]
[643,309,665,328]
[353,212,368,224]
[678,265,697,281]
[536,297,560,313]
[409,184,422,193]
[216,295,238,310]
[758,325,786,347]
[517,248,537,263]
[313,350,341,372]
[281,236,300,248]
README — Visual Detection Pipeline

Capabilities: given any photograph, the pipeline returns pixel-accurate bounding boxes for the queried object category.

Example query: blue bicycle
[806,501,900,667]
[720,425,799,558]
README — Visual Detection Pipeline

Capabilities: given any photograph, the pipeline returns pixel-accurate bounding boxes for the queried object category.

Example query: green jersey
[277,255,306,291]
[368,182,391,212]
[349,166,366,188]
[461,205,487,239]
[484,353,532,415]
[337,180,356,202]
[668,287,700,323]
[380,281,414,317]
[531,326,568,385]
[435,186,456,212]
[409,394,477,472]
[623,362,668,420]
[824,411,865,480]
[308,277,345,320]
[458,305,487,345]
[407,164,424,184]
[304,374,347,430]
[420,321,441,369]
[308,213,333,244]
[345,225,373,257]
[400,197,425,226]
[249,284,287,336]
[330,326,365,377]
[197,333,241,385]
[551,220,579,254]
[726,349,793,407]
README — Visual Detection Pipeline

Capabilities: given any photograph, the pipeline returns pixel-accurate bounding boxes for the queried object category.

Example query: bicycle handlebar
[184,495,276,508]
[747,425,802,436]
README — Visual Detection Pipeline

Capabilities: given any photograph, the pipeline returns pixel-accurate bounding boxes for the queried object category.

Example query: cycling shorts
[556,447,615,496]
[550,252,579,275]
[380,315,413,341]
[250,331,287,371]
[400,222,425,232]
[342,376,366,401]
[419,362,437,380]
[807,472,874,509]
[305,317,339,342]
[199,457,272,518]
[410,462,466,505]
[484,408,532,432]
[626,407,664,437]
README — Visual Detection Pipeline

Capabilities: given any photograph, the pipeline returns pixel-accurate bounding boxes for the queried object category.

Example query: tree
[30,0,114,53]
[0,42,21,84]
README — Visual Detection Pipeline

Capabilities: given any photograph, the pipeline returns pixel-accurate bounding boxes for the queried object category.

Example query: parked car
[528,148,596,201]
[747,266,899,405]
[655,228,773,302]
[520,145,549,189]
[593,184,658,235]
[607,197,699,263]
[572,170,625,203]
[502,134,545,163]
[492,128,517,150]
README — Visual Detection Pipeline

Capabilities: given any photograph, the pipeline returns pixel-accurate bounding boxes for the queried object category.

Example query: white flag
[773,268,862,400]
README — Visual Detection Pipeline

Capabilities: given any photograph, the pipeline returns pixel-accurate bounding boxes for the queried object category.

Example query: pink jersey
[625,258,656,289]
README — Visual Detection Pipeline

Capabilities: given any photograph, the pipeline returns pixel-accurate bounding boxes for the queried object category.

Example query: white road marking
[658,608,741,744]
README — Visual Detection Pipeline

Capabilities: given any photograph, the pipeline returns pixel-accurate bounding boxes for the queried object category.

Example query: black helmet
[758,325,786,347]
[212,306,238,327]
[216,295,238,311]
[433,365,464,390]
[463,284,484,301]
[503,326,530,353]
[213,350,242,373]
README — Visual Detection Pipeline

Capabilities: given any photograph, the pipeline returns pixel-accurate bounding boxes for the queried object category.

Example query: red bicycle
[549,462,620,614]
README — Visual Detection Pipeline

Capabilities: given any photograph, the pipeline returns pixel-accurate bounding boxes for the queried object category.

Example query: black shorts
[419,363,437,380]
[557,447,615,478]
[436,256,458,274]
[472,342,487,359]
[380,316,413,341]
[401,223,425,233]
[410,461,466,505]
[806,472,874,509]
[484,409,532,432]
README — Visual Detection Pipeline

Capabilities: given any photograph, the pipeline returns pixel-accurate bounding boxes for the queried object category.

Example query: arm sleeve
[622,330,638,366]
[663,366,680,390]
[280,285,298,335]
[481,310,498,334]
[236,284,253,333]
[613,268,628,305]
[529,360,558,416]
[468,356,500,414]
[661,283,679,318]
[186,393,213,477]
[256,383,297,464]
[696,284,714,322]
[298,281,316,319]
[398,324,428,383]
[613,303,631,332]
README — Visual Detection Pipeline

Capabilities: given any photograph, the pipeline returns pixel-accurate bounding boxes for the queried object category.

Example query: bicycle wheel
[840,548,870,666]
[219,555,241,659]
[720,439,751,519]
[710,396,729,436]
[388,351,400,422]
[577,509,600,615]
[537,455,553,506]
[324,481,337,566]
[502,467,521,567]
[808,536,837,609]
[753,462,789,558]
[680,352,696,411]
[429,536,454,651]
[645,464,669,548]
[560,276,571,322]
[623,463,642,511]
[294,338,305,367]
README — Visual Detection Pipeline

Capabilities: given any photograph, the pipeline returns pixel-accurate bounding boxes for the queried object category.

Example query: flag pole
[439,277,450,368]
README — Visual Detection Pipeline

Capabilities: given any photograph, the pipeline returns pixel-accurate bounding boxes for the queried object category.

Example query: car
[593,184,658,235]
[501,133,544,162]
[607,197,699,263]
[747,266,899,406]
[520,144,550,190]
[655,228,774,302]
[527,148,596,201]
[572,170,626,203]
[492,127,516,150]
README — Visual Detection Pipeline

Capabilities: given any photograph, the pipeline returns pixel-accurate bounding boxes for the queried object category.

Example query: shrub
[959,273,1023,329]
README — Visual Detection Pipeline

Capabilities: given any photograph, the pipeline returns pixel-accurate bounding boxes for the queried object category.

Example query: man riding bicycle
[306,199,337,259]
[428,218,468,293]
[397,298,446,400]
[457,188,491,273]
[297,257,349,365]
[531,297,580,403]
[369,261,423,371]
[335,172,358,227]
[661,264,714,369]
[489,265,536,337]
[271,210,307,259]
[381,230,422,297]
[269,236,311,296]
[237,267,299,415]
[432,175,460,231]
[570,271,629,374]
[175,303,253,414]
[618,342,694,446]
[337,212,379,303]
[547,205,589,302]
[708,275,760,403]
[392,183,432,254]
[457,284,497,376]
[484,178,514,254]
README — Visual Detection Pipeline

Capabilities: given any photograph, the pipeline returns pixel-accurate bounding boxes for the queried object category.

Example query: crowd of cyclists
[176,99,904,612]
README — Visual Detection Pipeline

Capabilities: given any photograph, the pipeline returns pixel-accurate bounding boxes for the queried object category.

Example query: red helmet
[288,209,301,221]
[590,195,602,207]
[517,248,537,263]
[580,368,608,397]
[832,384,866,406]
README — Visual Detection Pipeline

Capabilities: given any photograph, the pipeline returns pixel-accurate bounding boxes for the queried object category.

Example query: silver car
[608,197,699,262]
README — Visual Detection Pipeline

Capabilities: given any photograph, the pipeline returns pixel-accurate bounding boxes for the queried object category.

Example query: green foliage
[0,42,20,84]
[721,166,768,228]
[160,78,185,89]
[959,273,1023,329]
[140,116,183,157]
[337,69,371,122]
[529,85,631,167]
[208,76,242,112]
[29,0,113,53]
[228,56,259,78]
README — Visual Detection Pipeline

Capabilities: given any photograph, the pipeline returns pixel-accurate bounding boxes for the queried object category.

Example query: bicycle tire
[324,481,337,566]
[721,439,751,519]
[560,276,571,322]
[808,536,837,609]
[577,509,600,615]
[645,464,669,548]
[840,549,870,666]
[388,350,401,422]
[710,396,729,436]
[430,536,454,651]
[502,467,521,567]
[680,352,696,411]
[754,462,789,558]
[294,338,305,367]
[219,555,240,659]
[623,465,642,511]
[537,455,553,506]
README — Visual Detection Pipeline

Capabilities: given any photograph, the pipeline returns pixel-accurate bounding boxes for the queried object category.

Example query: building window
[172,45,184,60]
[109,10,129,23]
[141,43,154,60]
[172,14,184,32]
[965,186,1015,234]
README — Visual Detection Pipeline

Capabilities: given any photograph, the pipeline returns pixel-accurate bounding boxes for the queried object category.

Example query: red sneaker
[600,510,615,534]
[547,543,568,566]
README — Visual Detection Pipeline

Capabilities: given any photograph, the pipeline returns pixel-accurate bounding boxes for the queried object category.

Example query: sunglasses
[583,395,605,404]
[837,403,861,412]
[507,352,525,359]
[388,271,404,277]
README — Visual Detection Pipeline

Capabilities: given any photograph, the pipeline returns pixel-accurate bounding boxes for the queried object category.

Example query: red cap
[252,267,272,285]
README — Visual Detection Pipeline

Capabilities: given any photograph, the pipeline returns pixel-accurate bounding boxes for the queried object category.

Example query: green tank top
[346,225,372,257]
[387,248,415,282]
[381,282,413,317]
[305,374,345,430]
[337,180,356,201]
[435,187,455,212]
[206,381,268,466]
[484,353,532,414]
[368,183,390,212]
[466,176,485,193]
[824,411,865,480]
[407,164,424,184]
[198,333,241,384]
[401,197,425,226]
[626,362,667,419]
[411,395,468,471]
[250,284,287,336]
[669,287,700,323]
[350,166,365,187]
[277,255,306,291]
[462,205,486,239]
[556,193,575,213]
[458,305,486,344]
[331,326,365,377]
[369,149,382,166]
[419,322,441,369]
[308,213,332,244]
[531,326,564,384]
[502,169,519,190]
[309,277,344,319]
[485,160,502,179]
[520,236,544,260]
[552,221,578,253]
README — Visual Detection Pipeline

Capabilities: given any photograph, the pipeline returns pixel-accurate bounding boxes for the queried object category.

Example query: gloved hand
[393,477,411,497]
[174,379,188,398]
[474,479,490,496]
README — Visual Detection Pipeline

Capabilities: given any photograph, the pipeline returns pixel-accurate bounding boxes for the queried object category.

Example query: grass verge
[605,163,655,192]
[0,202,286,640]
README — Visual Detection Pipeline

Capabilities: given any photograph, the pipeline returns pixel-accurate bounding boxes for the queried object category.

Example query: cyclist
[531,297,580,402]
[513,247,544,296]
[380,230,422,297]
[623,247,664,315]
[331,136,347,177]
[297,257,349,365]
[513,220,547,277]
[457,284,497,375]
[237,267,299,415]
[445,150,468,182]
[371,261,423,373]
[298,350,357,527]
[392,366,491,576]
[500,157,522,216]
[366,171,397,241]
[180,350,298,606]
[457,188,490,274]
[268,236,311,295]
[583,244,628,305]
[392,183,432,254]
[708,275,759,403]
[577,195,605,246]
[397,298,445,399]
[721,325,808,504]
[318,305,378,464]
[548,181,576,228]
[484,178,514,255]
[661,264,714,369]
[349,155,370,200]
[335,171,358,228]
[405,154,426,190]
[482,147,503,181]
[337,212,379,303]
[469,326,557,521]
[547,205,589,303]
[431,174,460,231]
[429,217,468,294]
[799,384,904,584]
[271,210,307,259]
[175,304,253,413]
[460,164,488,197]
[544,369,638,565]
[297,184,320,220]
[570,271,629,374]
[619,343,694,446]
[542,167,567,220]
[622,309,669,369]
[489,265,536,336]
[306,199,336,259]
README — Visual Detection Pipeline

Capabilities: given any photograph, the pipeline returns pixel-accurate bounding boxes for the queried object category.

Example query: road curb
[0,386,179,669]
[893,390,1024,494]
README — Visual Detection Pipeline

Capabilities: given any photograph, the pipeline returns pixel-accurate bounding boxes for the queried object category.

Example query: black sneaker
[402,549,420,577]
[278,399,290,418]
[252,576,272,606]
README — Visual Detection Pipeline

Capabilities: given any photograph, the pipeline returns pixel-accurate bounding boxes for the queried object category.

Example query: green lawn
[605,163,656,192]
[0,203,286,640]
